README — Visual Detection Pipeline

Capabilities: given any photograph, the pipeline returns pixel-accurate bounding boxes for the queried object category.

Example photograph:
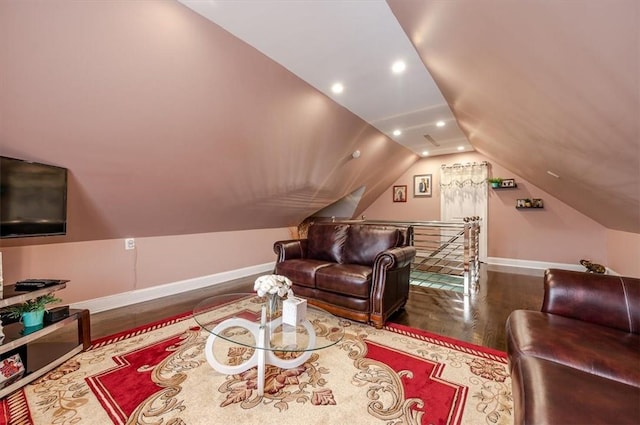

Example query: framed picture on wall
[413,174,432,197]
[392,185,407,202]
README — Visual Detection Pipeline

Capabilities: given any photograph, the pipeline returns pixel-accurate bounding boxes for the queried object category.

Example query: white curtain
[440,162,488,261]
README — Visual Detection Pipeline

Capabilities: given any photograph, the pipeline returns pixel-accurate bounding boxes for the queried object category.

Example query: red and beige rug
[1,297,513,424]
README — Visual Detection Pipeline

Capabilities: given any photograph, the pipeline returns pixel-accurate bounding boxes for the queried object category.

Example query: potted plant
[487,177,503,188]
[5,294,62,328]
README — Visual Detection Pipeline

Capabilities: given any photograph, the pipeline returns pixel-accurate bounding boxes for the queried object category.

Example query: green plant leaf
[4,294,62,318]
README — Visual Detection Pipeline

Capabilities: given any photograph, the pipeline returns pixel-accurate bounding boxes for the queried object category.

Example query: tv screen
[0,156,68,238]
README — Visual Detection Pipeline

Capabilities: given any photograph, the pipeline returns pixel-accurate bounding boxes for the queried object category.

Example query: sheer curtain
[440,162,488,261]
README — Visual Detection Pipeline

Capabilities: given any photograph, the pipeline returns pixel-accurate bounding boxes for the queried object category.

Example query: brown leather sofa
[273,222,416,328]
[506,268,640,425]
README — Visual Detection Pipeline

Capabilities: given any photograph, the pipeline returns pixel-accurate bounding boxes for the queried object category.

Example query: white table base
[204,316,316,396]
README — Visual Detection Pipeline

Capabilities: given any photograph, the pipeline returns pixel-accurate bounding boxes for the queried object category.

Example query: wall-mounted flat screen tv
[0,156,68,238]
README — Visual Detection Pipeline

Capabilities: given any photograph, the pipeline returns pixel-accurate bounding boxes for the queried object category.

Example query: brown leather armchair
[273,222,416,328]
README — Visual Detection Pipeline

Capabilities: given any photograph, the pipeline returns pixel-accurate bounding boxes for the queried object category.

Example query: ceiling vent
[423,134,440,146]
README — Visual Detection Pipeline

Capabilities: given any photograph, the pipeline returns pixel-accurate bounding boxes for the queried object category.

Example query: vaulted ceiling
[0,0,638,249]
[0,0,417,247]
[388,0,639,233]
[178,0,472,157]
[180,0,639,233]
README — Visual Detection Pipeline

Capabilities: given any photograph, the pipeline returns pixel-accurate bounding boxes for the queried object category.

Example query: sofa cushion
[306,224,348,263]
[506,310,640,387]
[275,259,333,289]
[315,264,372,299]
[511,356,640,425]
[343,225,400,266]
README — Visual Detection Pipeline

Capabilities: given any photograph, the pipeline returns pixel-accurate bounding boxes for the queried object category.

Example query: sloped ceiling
[0,0,417,247]
[1,0,638,250]
[388,0,639,233]
[177,0,639,233]
[178,0,472,157]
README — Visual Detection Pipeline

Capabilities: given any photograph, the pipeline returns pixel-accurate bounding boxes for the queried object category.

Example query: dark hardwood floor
[393,265,544,350]
[89,264,544,351]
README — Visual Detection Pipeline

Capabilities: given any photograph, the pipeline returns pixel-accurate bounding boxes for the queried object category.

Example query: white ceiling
[178,0,472,157]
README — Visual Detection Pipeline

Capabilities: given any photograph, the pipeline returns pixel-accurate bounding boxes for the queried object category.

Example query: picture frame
[0,354,25,390]
[413,174,432,197]
[532,198,544,208]
[501,178,516,188]
[392,185,407,202]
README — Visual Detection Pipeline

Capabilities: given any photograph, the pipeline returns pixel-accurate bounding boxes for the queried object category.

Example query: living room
[1,0,637,310]
[1,1,638,423]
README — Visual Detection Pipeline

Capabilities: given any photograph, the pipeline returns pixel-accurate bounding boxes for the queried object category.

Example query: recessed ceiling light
[331,82,344,94]
[392,129,402,136]
[436,120,446,127]
[457,146,465,151]
[422,151,429,156]
[391,60,406,74]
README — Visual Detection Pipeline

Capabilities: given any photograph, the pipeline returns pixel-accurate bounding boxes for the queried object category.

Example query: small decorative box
[0,354,25,390]
[282,324,298,346]
[282,296,307,326]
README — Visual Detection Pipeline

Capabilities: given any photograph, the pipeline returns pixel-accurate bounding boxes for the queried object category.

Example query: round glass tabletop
[192,293,345,352]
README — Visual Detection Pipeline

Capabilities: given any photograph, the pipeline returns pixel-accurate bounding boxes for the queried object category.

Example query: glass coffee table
[192,293,345,396]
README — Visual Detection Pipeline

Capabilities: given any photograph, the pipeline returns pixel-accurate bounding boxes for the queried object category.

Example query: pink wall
[0,228,289,304]
[364,151,613,268]
[2,151,635,310]
[363,155,443,222]
[0,0,416,247]
[606,230,640,277]
[487,161,607,266]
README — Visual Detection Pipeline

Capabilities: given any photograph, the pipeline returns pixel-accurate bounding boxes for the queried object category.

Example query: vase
[22,310,45,328]
[266,293,282,322]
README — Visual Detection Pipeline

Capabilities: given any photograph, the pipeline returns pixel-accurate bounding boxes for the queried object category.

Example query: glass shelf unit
[0,283,90,399]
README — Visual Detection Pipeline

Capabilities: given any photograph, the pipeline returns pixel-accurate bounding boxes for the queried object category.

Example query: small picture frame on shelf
[501,178,516,188]
[532,198,543,208]
[0,354,25,390]
[392,185,407,202]
[516,199,526,208]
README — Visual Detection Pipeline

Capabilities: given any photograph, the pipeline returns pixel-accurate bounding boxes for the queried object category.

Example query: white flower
[253,274,293,298]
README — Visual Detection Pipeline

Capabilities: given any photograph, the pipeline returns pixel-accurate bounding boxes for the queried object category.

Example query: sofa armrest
[373,245,417,270]
[273,239,308,262]
[369,246,417,328]
[542,268,640,333]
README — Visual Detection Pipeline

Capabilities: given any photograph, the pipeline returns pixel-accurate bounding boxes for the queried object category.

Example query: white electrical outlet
[125,238,135,250]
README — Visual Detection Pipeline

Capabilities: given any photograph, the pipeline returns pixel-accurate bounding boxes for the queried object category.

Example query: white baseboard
[486,257,584,271]
[70,262,275,314]
[485,257,617,274]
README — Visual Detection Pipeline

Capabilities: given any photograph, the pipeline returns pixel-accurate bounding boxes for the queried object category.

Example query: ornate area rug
[1,297,513,424]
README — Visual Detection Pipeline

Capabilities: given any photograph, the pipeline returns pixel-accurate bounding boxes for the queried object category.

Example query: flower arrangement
[254,274,293,298]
